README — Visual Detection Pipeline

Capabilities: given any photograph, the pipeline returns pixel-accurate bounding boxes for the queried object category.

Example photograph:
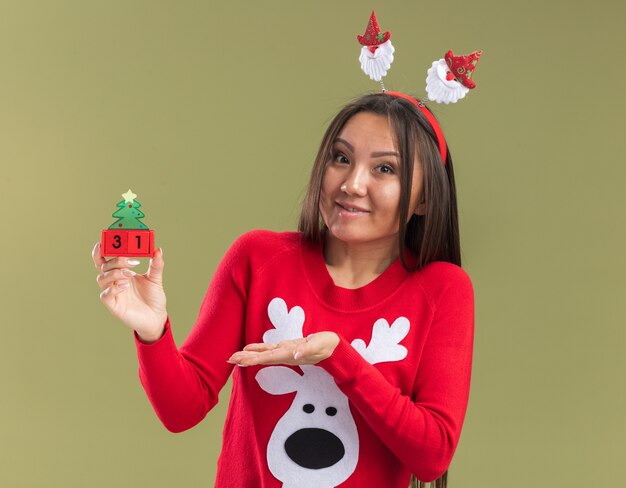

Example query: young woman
[92,93,474,488]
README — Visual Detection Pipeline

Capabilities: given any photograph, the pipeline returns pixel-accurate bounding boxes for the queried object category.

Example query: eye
[325,407,337,416]
[375,163,395,175]
[332,152,350,164]
[303,404,315,414]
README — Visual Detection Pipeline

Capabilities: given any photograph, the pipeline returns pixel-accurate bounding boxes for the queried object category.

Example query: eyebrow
[334,137,399,159]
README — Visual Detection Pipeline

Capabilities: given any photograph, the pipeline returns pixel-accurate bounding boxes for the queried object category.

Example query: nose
[341,166,368,197]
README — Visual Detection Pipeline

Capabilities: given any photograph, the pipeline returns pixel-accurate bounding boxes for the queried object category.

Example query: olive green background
[1,0,624,486]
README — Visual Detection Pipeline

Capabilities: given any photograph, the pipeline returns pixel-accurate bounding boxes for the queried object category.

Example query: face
[319,111,425,250]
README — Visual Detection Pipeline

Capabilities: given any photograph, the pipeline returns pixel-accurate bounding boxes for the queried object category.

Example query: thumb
[147,247,165,282]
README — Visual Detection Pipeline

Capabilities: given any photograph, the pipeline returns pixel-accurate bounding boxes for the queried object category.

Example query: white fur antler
[351,317,409,364]
[263,297,305,344]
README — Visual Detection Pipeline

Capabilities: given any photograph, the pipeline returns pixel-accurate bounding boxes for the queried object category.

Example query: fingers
[96,267,137,291]
[293,340,311,361]
[99,256,141,274]
[93,239,142,290]
[92,242,106,270]
[146,248,165,282]
[93,240,141,303]
[230,338,308,366]
[228,347,290,366]
[99,281,129,308]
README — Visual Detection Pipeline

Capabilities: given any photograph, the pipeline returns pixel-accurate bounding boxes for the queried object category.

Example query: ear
[256,366,302,395]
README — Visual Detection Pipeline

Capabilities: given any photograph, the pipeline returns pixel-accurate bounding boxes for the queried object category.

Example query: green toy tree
[108,189,149,230]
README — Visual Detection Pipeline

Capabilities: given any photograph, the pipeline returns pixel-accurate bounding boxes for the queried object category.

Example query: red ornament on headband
[425,50,482,104]
[445,50,482,89]
[356,11,395,83]
[357,11,391,47]
[355,11,482,164]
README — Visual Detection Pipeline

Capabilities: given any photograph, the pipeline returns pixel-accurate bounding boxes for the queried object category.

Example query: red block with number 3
[101,229,154,258]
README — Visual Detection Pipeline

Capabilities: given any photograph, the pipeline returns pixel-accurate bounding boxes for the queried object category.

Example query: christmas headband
[357,10,482,165]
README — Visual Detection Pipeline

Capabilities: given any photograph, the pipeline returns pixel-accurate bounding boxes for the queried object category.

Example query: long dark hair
[298,94,461,487]
[299,93,461,270]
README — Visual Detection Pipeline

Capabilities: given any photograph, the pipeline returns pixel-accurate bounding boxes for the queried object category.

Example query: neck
[323,232,400,289]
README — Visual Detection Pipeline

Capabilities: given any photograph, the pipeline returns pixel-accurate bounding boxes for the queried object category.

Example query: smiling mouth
[336,202,369,213]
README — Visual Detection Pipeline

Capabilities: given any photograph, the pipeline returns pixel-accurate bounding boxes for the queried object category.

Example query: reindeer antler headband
[357,10,482,165]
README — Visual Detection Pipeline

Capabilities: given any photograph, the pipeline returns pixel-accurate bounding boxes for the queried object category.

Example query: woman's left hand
[227,332,340,366]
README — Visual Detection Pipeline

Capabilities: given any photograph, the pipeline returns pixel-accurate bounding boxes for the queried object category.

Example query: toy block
[101,229,128,256]
[101,229,154,258]
[127,230,154,255]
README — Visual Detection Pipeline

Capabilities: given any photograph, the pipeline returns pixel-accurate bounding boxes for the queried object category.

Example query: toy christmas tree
[100,189,155,258]
[109,189,149,230]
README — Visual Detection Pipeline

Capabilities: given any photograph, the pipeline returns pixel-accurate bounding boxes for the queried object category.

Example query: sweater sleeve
[133,233,251,433]
[316,267,474,483]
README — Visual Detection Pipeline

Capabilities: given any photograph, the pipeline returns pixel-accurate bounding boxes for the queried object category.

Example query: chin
[326,226,366,242]
[326,226,397,247]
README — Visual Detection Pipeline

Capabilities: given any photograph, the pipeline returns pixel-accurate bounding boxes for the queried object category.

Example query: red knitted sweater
[134,230,474,487]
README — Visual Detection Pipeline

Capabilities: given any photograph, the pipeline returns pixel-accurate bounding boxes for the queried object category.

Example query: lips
[336,202,370,213]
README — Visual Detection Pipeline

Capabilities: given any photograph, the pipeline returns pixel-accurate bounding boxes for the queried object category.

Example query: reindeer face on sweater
[255,298,410,488]
[256,364,359,487]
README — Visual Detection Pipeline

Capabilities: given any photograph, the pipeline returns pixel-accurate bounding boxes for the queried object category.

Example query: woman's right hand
[92,242,168,343]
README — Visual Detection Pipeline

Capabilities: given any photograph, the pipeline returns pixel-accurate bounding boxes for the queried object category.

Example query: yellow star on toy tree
[122,189,137,204]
